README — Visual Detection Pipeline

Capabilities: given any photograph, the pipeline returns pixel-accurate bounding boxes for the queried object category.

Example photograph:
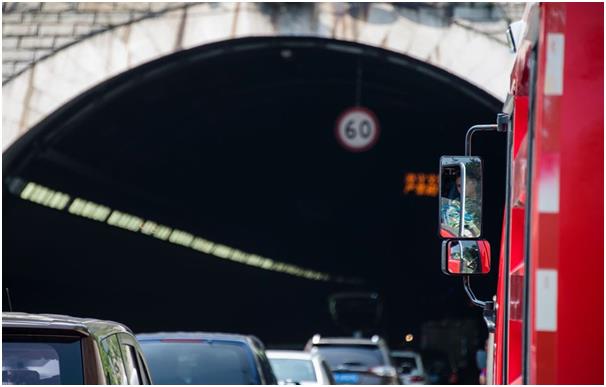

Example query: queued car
[2,312,152,385]
[390,351,427,385]
[305,335,399,385]
[137,332,278,384]
[267,350,335,385]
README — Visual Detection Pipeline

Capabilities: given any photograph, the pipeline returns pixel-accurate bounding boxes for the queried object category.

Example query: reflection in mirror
[439,156,483,238]
[441,239,491,275]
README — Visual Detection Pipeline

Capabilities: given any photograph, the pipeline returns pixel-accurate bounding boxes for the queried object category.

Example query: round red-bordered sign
[334,107,380,152]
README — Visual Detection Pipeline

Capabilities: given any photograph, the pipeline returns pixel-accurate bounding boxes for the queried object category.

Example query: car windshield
[269,358,316,383]
[139,340,259,384]
[2,338,83,385]
[315,345,383,368]
[393,356,417,374]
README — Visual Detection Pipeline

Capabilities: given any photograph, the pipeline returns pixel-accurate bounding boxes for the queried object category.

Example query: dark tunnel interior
[3,37,506,351]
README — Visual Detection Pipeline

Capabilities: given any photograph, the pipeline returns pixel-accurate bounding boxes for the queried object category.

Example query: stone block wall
[2,2,526,83]
[2,2,527,149]
[2,2,190,82]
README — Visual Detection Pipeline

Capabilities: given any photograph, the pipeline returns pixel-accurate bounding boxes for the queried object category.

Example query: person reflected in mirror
[441,175,481,237]
[449,241,479,274]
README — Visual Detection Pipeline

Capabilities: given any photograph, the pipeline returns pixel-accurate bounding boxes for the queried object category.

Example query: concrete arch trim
[3,35,502,176]
[2,3,515,151]
[1,3,194,86]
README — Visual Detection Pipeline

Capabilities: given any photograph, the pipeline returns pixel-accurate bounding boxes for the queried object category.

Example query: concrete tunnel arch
[3,36,506,347]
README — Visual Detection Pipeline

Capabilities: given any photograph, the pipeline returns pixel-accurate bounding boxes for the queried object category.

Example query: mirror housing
[506,20,526,53]
[441,239,491,275]
[439,156,483,239]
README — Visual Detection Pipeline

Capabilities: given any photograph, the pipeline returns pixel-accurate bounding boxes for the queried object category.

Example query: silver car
[305,335,399,385]
[267,350,335,385]
[391,351,427,385]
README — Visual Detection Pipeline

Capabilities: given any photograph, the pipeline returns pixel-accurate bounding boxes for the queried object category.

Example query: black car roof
[2,312,132,339]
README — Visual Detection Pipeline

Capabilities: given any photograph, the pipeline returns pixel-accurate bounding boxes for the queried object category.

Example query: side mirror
[439,156,483,238]
[441,239,491,275]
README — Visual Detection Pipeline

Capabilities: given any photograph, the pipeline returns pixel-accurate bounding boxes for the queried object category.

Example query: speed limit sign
[335,107,380,152]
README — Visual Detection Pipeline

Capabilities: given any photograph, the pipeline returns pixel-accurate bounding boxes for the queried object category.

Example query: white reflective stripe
[486,332,495,384]
[538,152,560,213]
[544,33,565,96]
[536,269,558,332]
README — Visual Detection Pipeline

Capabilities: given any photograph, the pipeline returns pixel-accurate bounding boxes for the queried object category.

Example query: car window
[269,358,316,383]
[2,337,83,385]
[256,349,277,384]
[101,335,127,385]
[139,340,259,384]
[314,345,384,368]
[121,344,142,385]
[135,351,152,385]
[393,356,417,374]
[321,360,336,384]
[248,337,277,384]
[392,356,419,374]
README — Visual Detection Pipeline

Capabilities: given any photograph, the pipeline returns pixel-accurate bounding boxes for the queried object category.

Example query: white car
[267,350,335,385]
[391,351,427,385]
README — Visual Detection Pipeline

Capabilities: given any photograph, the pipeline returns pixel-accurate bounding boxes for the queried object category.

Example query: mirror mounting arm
[465,113,510,156]
[458,162,466,237]
[463,276,496,332]
[483,301,496,333]
[459,112,509,330]
[463,275,488,307]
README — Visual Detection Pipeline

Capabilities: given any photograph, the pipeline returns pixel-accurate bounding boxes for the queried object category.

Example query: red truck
[438,3,603,384]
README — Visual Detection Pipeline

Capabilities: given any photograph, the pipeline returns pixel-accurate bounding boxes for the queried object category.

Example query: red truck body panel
[494,3,603,384]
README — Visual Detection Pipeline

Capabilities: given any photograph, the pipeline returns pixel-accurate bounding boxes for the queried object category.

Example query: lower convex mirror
[441,239,491,275]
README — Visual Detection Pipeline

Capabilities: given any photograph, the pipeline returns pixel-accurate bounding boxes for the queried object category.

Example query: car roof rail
[312,333,321,344]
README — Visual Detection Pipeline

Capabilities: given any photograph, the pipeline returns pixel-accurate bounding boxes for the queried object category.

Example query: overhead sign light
[403,172,438,197]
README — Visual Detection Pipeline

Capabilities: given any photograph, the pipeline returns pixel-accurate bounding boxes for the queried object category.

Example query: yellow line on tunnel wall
[13,179,362,284]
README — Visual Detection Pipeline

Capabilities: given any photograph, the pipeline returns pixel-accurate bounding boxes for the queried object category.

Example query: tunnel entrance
[3,37,505,349]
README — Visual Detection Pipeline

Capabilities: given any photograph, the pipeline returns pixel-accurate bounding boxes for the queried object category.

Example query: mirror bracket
[465,113,510,156]
[460,113,509,328]
[463,275,488,307]
[482,301,496,333]
[463,276,495,332]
